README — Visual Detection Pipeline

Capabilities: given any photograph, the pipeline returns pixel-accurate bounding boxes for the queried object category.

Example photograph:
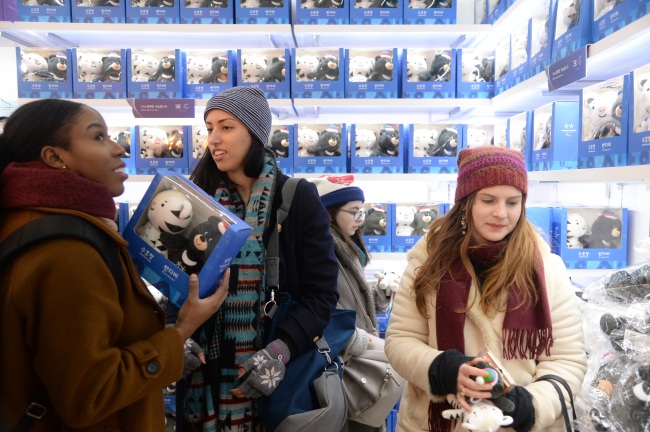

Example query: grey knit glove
[237,339,291,399]
[183,338,204,379]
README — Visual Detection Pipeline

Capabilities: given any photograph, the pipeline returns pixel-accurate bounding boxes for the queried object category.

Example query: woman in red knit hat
[385,146,587,431]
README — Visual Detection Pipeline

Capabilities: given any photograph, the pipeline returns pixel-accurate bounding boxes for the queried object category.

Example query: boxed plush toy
[237,48,291,99]
[349,0,402,24]
[628,63,650,166]
[493,120,508,148]
[360,202,393,252]
[526,206,554,247]
[474,0,486,23]
[292,48,344,99]
[16,0,71,22]
[550,0,591,63]
[123,174,252,306]
[72,0,125,22]
[463,123,495,149]
[188,124,208,173]
[401,48,455,99]
[180,0,233,23]
[293,123,348,173]
[403,0,456,24]
[579,74,630,168]
[592,0,649,43]
[127,49,182,99]
[509,22,530,87]
[294,0,348,24]
[16,48,73,98]
[135,125,189,175]
[234,0,289,24]
[529,0,553,77]
[486,0,506,24]
[109,126,136,174]
[391,202,448,253]
[267,124,294,175]
[72,48,127,99]
[531,101,579,171]
[350,123,405,174]
[407,123,462,173]
[552,207,628,269]
[494,37,511,95]
[455,49,495,98]
[345,48,398,99]
[507,110,533,170]
[183,50,234,99]
[126,0,179,23]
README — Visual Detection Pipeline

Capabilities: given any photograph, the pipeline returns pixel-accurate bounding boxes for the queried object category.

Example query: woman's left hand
[456,356,497,412]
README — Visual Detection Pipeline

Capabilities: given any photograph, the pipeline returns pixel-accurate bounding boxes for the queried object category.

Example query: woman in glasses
[309,174,396,432]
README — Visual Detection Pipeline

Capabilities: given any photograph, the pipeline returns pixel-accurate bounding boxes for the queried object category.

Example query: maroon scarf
[429,241,553,432]
[0,161,117,219]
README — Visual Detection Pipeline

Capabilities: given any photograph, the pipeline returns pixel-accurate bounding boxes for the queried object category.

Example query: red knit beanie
[455,146,528,202]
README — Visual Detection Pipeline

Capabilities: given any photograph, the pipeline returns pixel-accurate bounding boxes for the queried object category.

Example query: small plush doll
[566,212,588,248]
[595,89,623,139]
[579,210,622,249]
[113,130,131,157]
[308,125,341,156]
[168,216,228,274]
[149,55,176,82]
[419,50,452,82]
[297,127,319,156]
[634,77,650,133]
[260,56,286,82]
[372,124,399,157]
[136,189,194,258]
[361,204,387,236]
[76,52,104,83]
[269,126,290,158]
[259,0,282,6]
[186,55,212,84]
[96,52,122,82]
[313,54,339,81]
[406,53,428,82]
[348,55,374,82]
[429,127,458,157]
[20,52,48,81]
[374,268,400,298]
[140,127,169,158]
[395,205,416,237]
[167,129,184,158]
[368,51,394,82]
[442,397,513,432]
[584,90,619,140]
[200,55,229,84]
[35,52,68,82]
[200,0,227,6]
[240,54,267,83]
[562,0,581,31]
[466,127,488,148]
[131,53,159,82]
[412,205,437,237]
[193,126,208,160]
[412,128,433,157]
[295,54,319,82]
[355,128,377,157]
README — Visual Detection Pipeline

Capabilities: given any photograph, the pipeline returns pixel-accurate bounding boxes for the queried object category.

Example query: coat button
[146,361,160,375]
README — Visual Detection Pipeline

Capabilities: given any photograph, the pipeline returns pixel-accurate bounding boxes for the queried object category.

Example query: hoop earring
[460,211,467,236]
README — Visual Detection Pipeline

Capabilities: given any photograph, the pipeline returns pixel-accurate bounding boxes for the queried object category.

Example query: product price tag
[545,46,587,92]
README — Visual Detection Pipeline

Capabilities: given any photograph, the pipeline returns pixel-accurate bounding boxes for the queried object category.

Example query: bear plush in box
[529,0,554,77]
[72,48,127,99]
[463,123,495,149]
[360,202,393,252]
[350,0,402,24]
[292,48,344,99]
[552,207,628,269]
[135,125,189,175]
[183,50,234,99]
[267,124,294,175]
[180,0,233,23]
[109,126,136,174]
[391,202,448,253]
[127,49,182,98]
[235,0,289,24]
[402,48,455,99]
[16,48,73,98]
[126,0,180,23]
[592,0,649,43]
[237,48,291,99]
[345,48,399,98]
[123,174,252,307]
[403,0,455,24]
[188,124,208,174]
[455,49,495,98]
[507,111,533,170]
[550,0,591,63]
[509,23,531,87]
[407,123,462,173]
[579,74,630,169]
[494,37,511,95]
[293,123,348,173]
[628,63,650,166]
[295,0,348,24]
[16,0,71,22]
[531,101,579,171]
[72,0,125,22]
[350,123,404,174]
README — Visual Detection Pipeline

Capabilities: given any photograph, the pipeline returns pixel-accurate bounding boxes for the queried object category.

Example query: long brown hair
[413,191,540,318]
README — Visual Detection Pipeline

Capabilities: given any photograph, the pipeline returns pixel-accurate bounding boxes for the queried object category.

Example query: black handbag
[535,374,578,431]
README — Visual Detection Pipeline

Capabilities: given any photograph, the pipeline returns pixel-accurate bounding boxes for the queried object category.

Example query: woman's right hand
[174,270,229,341]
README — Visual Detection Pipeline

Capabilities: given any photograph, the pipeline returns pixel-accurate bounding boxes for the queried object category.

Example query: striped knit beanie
[204,86,272,146]
[455,146,527,202]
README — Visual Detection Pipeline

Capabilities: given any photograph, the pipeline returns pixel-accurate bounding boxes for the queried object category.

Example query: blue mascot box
[407,123,461,173]
[294,0,349,24]
[508,22,530,87]
[403,0,456,24]
[126,0,180,23]
[361,202,393,253]
[345,48,399,99]
[463,124,495,149]
[401,48,455,99]
[486,0,507,24]
[507,110,533,170]
[628,64,650,166]
[16,48,73,98]
[292,48,345,99]
[72,48,127,99]
[493,119,508,148]
[183,49,234,100]
[108,126,136,174]
[72,0,126,22]
[123,174,252,307]
[134,125,189,175]
[180,0,233,23]
[494,37,511,95]
[579,74,630,169]
[293,123,348,174]
[16,0,71,22]
[550,0,591,63]
[592,0,649,43]
[349,0,402,24]
[391,202,448,253]
[235,0,289,24]
[237,48,291,99]
[350,123,405,174]
[188,124,207,174]
[474,0,486,23]
[552,207,628,270]
[526,206,554,247]
[455,49,495,98]
[267,124,295,175]
[127,48,182,98]
[529,0,554,77]
[531,101,579,171]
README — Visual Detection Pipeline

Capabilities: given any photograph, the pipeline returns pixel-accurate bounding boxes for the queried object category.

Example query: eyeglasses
[340,209,365,222]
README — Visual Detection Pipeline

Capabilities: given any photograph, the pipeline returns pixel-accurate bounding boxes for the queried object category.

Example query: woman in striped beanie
[385,146,587,431]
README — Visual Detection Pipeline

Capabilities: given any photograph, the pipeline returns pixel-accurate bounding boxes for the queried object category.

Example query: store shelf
[528,165,650,184]
[293,172,458,182]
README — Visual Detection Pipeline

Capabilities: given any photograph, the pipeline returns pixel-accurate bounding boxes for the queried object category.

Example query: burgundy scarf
[0,161,117,219]
[429,241,553,432]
